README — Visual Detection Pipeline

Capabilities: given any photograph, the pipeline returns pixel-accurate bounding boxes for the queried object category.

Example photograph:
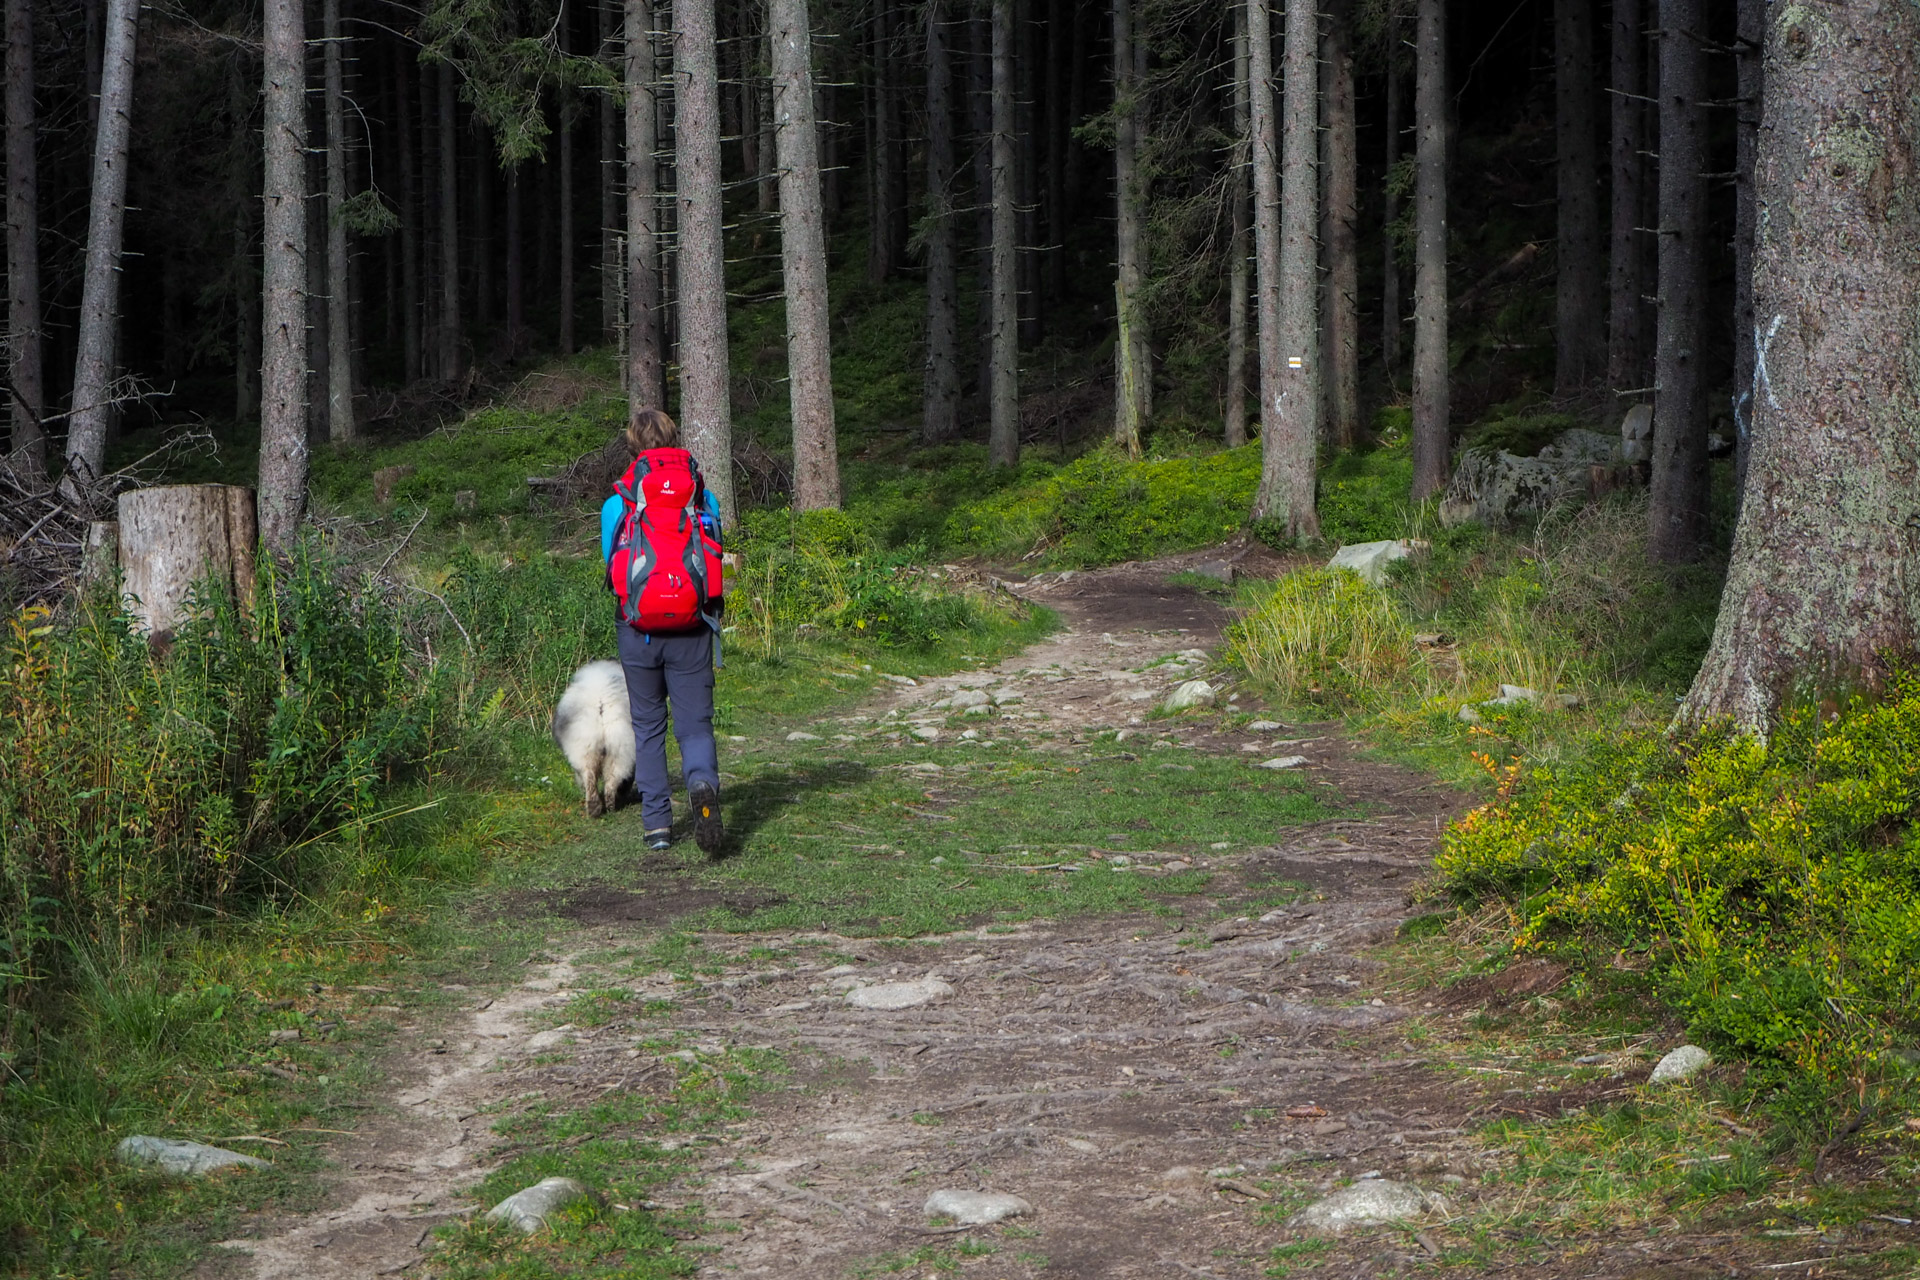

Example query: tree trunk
[1380,7,1402,382]
[1251,0,1319,535]
[306,135,328,445]
[259,0,308,550]
[474,136,493,336]
[1646,0,1707,563]
[600,0,621,341]
[1016,0,1041,346]
[674,0,735,521]
[5,0,45,473]
[922,0,960,444]
[626,0,663,408]
[1247,0,1285,502]
[1223,0,1249,449]
[397,44,422,382]
[1111,0,1146,457]
[1730,0,1762,497]
[987,0,1019,468]
[116,485,257,637]
[1043,0,1068,302]
[323,0,354,440]
[865,2,892,285]
[1321,0,1358,451]
[505,166,525,357]
[438,62,462,380]
[969,5,993,402]
[559,97,576,354]
[1553,0,1602,392]
[1606,0,1645,394]
[772,0,840,508]
[1681,0,1920,731]
[63,0,139,488]
[1410,0,1449,500]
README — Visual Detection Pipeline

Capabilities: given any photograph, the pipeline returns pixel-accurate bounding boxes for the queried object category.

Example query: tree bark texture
[1223,0,1249,449]
[437,62,462,380]
[1321,0,1358,451]
[1247,0,1285,504]
[600,0,621,341]
[865,1,898,285]
[1015,0,1041,345]
[772,0,840,509]
[987,0,1019,468]
[1252,0,1319,536]
[1646,0,1707,563]
[626,0,663,409]
[259,0,308,550]
[1111,0,1146,457]
[559,96,576,354]
[116,485,257,637]
[1682,0,1920,731]
[396,45,422,382]
[1730,0,1763,496]
[1043,0,1068,301]
[6,0,45,472]
[922,0,960,444]
[1410,0,1449,500]
[1381,9,1402,381]
[1606,0,1646,394]
[1553,0,1602,392]
[323,0,354,439]
[63,0,139,487]
[673,0,735,521]
[506,167,525,355]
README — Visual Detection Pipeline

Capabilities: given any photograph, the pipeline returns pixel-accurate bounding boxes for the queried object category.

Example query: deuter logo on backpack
[609,448,725,632]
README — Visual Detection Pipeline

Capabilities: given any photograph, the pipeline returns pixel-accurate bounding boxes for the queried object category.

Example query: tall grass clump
[1439,677,1920,1101]
[0,543,446,1014]
[1226,568,1416,709]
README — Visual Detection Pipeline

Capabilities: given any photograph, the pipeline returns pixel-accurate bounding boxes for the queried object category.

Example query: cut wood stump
[116,485,257,638]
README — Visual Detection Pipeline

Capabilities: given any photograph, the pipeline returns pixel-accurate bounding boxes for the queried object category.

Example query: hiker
[602,408,726,854]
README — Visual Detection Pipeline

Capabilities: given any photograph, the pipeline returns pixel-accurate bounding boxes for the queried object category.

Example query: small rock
[910,726,940,742]
[485,1177,602,1233]
[931,697,953,709]
[881,674,918,686]
[949,689,992,708]
[1158,1165,1207,1188]
[924,1189,1032,1225]
[962,704,992,717]
[1328,539,1413,586]
[991,688,1024,705]
[1059,1136,1100,1154]
[1621,403,1654,465]
[1190,560,1237,585]
[267,1028,300,1044]
[1648,1044,1711,1084]
[1163,680,1217,712]
[115,1137,269,1177]
[787,731,821,742]
[525,1027,573,1051]
[1256,756,1309,770]
[846,977,955,1010]
[1247,720,1284,732]
[1457,705,1483,725]
[1290,1180,1440,1234]
[960,728,979,740]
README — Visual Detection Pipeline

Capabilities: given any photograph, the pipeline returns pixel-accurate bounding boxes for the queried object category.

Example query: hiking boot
[691,783,724,855]
[645,828,674,852]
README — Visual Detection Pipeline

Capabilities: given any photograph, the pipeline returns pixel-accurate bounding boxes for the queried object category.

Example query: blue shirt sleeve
[600,494,625,564]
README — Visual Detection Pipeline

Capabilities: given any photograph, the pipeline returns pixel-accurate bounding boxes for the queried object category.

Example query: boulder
[1648,1044,1711,1084]
[485,1177,601,1232]
[845,977,954,1010]
[1327,539,1413,586]
[1290,1180,1443,1234]
[1162,680,1217,712]
[1620,404,1653,465]
[1439,429,1622,530]
[114,1136,269,1177]
[1255,755,1309,770]
[949,689,992,709]
[923,1189,1032,1225]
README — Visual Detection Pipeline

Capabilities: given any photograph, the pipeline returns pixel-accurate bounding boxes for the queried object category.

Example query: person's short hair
[625,407,680,453]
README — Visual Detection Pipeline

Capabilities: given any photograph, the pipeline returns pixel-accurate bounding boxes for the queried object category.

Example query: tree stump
[116,485,257,638]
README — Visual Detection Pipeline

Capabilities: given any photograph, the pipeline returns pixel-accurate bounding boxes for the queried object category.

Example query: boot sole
[691,787,724,855]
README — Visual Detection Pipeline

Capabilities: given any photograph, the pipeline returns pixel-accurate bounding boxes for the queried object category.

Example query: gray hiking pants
[615,623,719,831]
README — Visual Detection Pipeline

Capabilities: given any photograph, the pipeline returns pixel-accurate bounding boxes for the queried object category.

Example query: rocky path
[196,548,1520,1279]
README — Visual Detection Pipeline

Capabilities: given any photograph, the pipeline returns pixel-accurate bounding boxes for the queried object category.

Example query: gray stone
[923,1189,1032,1225]
[114,1136,269,1177]
[846,977,954,1010]
[485,1177,602,1232]
[1162,680,1217,712]
[1439,429,1621,530]
[991,687,1024,705]
[910,726,940,742]
[786,731,821,742]
[1290,1180,1441,1234]
[1621,404,1654,465]
[1190,560,1237,585]
[881,674,918,686]
[1255,755,1309,770]
[1247,720,1284,732]
[962,703,992,717]
[949,689,992,708]
[1328,539,1413,586]
[1648,1044,1711,1084]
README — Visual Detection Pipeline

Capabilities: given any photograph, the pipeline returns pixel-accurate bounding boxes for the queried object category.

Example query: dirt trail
[201,546,1501,1280]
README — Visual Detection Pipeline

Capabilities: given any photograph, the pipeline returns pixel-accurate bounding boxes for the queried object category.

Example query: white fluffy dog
[550,660,634,817]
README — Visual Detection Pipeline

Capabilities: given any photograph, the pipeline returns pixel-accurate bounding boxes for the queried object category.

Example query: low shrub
[1226,569,1418,709]
[1439,678,1920,1094]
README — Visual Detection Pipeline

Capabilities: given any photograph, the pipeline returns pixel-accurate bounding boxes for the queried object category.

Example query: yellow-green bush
[1226,569,1417,708]
[1439,676,1920,1092]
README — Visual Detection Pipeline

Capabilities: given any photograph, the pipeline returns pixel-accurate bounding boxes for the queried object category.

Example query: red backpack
[609,448,725,632]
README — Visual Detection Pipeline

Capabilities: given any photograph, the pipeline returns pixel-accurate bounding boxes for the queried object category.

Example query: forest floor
[190,548,1915,1280]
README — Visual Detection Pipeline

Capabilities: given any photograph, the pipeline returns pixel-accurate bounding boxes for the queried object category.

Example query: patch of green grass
[1265,1237,1334,1276]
